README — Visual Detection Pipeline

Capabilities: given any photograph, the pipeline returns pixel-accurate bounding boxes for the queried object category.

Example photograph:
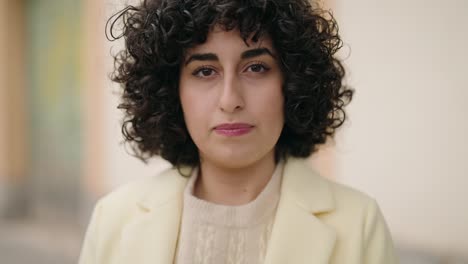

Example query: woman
[79,0,398,263]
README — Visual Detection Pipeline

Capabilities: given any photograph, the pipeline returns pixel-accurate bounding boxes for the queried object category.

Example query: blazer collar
[137,157,335,213]
[279,157,335,213]
[136,166,191,212]
[121,157,336,264]
[116,167,190,264]
[264,157,337,264]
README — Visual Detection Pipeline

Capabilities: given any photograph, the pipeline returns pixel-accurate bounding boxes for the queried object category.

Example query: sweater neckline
[182,159,284,227]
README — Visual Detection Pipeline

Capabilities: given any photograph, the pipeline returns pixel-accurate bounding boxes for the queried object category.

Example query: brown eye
[250,64,263,72]
[193,67,216,77]
[201,68,213,76]
[246,63,269,73]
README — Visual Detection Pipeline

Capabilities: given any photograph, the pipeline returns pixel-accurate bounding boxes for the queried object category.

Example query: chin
[203,147,274,169]
[216,158,256,169]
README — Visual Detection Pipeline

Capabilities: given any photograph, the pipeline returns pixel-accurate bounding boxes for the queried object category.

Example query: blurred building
[0,0,86,262]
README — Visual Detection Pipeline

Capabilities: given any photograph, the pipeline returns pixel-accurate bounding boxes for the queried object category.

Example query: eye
[193,67,216,78]
[246,63,270,73]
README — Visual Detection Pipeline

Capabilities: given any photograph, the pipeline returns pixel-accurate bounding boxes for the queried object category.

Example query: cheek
[181,94,199,124]
[266,93,285,126]
[180,78,199,123]
[252,82,284,125]
[179,89,211,139]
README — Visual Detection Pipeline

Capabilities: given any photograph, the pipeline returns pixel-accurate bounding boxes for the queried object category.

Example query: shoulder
[283,157,391,239]
[282,158,397,262]
[282,157,377,213]
[328,179,378,214]
[79,167,190,263]
[95,166,190,214]
[324,179,387,236]
[325,180,397,262]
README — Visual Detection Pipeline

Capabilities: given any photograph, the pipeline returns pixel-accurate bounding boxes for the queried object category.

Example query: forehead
[186,27,274,55]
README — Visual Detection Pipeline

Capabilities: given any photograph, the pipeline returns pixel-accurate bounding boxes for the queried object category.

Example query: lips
[214,123,254,130]
[213,123,254,136]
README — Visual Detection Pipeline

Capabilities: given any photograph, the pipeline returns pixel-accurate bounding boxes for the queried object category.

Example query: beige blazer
[78,158,398,264]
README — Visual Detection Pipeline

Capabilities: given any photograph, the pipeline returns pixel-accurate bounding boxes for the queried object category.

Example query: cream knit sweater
[174,160,284,264]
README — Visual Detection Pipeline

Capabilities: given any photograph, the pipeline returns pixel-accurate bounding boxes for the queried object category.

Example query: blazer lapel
[116,167,191,264]
[264,158,337,264]
[115,158,336,264]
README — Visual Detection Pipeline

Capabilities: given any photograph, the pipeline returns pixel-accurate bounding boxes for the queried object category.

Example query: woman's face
[179,28,284,169]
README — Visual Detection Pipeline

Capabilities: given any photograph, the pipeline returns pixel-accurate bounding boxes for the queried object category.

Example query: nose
[218,74,245,113]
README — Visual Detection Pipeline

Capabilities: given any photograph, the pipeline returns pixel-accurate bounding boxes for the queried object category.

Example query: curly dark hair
[107,0,353,168]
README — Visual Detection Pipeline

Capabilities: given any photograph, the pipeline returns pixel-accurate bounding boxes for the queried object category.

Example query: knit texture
[174,160,284,264]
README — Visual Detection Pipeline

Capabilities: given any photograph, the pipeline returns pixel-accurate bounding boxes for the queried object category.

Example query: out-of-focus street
[0,220,81,264]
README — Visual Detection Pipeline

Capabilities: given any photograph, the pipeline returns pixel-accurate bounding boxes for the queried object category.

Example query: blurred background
[0,0,467,263]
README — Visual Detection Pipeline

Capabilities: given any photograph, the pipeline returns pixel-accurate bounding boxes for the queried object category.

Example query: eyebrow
[184,47,276,66]
[241,48,276,60]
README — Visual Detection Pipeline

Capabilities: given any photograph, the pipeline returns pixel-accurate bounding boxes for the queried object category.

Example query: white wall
[334,0,468,257]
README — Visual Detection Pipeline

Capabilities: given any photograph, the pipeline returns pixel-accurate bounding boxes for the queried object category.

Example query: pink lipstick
[214,123,254,136]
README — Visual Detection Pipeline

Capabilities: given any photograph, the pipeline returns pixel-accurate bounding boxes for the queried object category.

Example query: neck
[194,152,277,206]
